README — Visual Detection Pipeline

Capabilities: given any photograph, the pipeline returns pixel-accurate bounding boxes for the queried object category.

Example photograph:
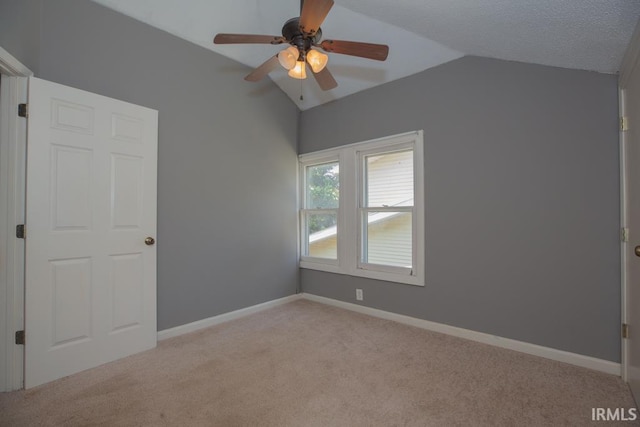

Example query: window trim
[299,131,425,286]
[357,143,416,275]
[299,155,340,267]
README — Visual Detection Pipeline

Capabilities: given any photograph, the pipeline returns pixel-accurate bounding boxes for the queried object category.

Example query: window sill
[299,261,425,287]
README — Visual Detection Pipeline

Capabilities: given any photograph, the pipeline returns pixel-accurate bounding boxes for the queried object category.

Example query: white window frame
[299,131,425,286]
[299,155,341,268]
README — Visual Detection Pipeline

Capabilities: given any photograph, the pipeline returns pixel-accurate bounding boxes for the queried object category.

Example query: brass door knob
[145,237,156,246]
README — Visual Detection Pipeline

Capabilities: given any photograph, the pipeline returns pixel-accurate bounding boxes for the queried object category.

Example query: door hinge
[621,116,629,131]
[623,323,630,339]
[15,330,24,345]
[18,103,28,118]
[622,227,630,243]
[16,224,25,239]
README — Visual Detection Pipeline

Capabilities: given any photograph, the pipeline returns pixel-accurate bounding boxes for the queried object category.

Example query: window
[301,160,339,262]
[299,131,424,286]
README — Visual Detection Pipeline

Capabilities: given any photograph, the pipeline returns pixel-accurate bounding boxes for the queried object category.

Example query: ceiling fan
[213,0,389,91]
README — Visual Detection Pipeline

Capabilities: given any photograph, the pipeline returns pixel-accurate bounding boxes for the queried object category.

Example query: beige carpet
[0,299,637,426]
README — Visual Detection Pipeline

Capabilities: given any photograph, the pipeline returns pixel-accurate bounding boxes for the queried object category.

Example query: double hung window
[299,131,424,286]
[301,160,340,262]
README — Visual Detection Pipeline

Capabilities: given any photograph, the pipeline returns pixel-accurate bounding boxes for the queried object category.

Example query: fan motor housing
[282,17,322,53]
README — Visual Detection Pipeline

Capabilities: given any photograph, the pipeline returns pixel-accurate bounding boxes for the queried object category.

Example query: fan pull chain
[300,77,304,101]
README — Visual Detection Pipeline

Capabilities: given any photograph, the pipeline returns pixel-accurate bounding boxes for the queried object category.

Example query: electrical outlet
[356,289,363,301]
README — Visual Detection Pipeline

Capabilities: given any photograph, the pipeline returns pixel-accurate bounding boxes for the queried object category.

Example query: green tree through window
[307,163,339,233]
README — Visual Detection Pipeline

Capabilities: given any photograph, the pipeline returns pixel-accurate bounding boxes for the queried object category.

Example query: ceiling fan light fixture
[306,49,328,73]
[278,46,299,70]
[288,60,307,79]
[213,0,389,91]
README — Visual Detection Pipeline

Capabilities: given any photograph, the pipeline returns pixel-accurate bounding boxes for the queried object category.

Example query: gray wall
[0,0,41,75]
[1,1,621,362]
[0,0,300,330]
[300,57,621,362]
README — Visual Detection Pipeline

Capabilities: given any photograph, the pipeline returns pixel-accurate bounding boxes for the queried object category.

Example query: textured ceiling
[91,0,640,110]
[340,0,640,74]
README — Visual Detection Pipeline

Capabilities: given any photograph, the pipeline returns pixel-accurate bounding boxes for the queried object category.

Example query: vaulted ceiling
[91,0,640,110]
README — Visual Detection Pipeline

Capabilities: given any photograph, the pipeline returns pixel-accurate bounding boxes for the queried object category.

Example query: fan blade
[214,34,285,45]
[320,40,389,61]
[299,0,334,36]
[312,67,338,91]
[245,55,281,82]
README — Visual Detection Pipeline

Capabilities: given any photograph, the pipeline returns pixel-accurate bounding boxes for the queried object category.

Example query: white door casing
[624,75,640,401]
[621,18,640,403]
[0,46,31,392]
[25,77,158,388]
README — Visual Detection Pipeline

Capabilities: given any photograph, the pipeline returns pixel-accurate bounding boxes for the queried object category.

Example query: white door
[625,61,640,402]
[24,77,158,388]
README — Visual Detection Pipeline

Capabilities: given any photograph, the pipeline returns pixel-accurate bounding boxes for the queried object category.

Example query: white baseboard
[157,292,620,376]
[157,294,303,341]
[302,293,621,376]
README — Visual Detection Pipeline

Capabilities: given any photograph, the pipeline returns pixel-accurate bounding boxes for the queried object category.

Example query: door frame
[0,45,32,391]
[620,19,640,383]
[621,85,629,382]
